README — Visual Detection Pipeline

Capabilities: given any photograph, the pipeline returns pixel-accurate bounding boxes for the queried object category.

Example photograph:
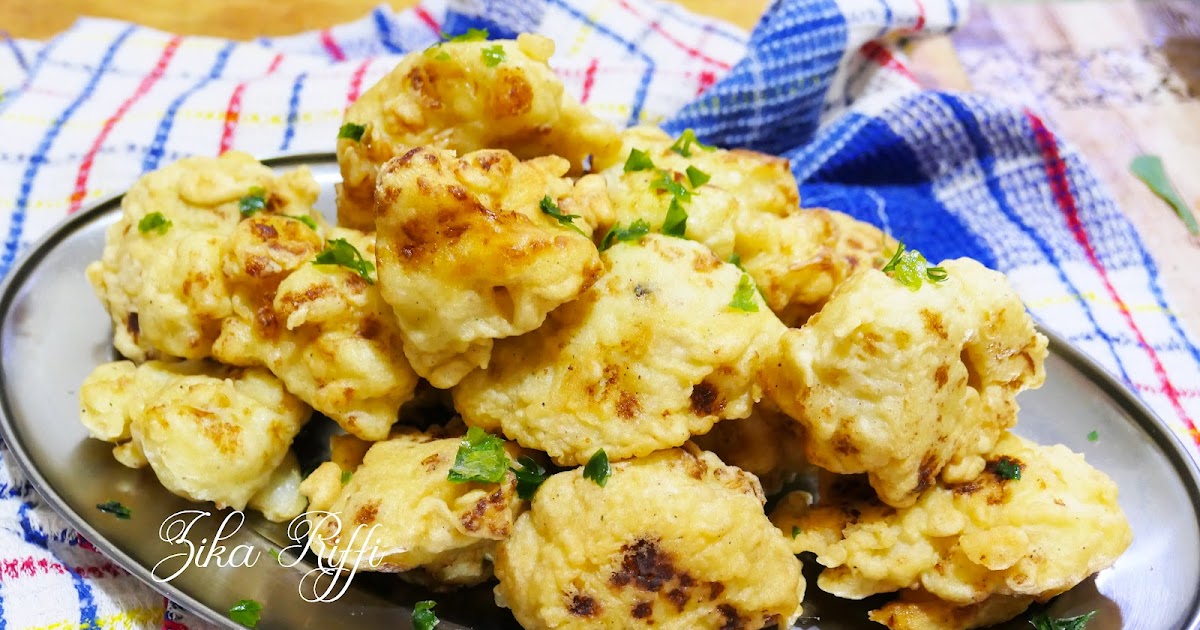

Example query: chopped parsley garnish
[583,449,611,487]
[443,28,489,42]
[623,148,656,172]
[338,122,366,142]
[539,196,586,236]
[1029,610,1096,630]
[340,470,352,484]
[728,253,745,271]
[268,548,281,562]
[599,219,651,251]
[481,44,506,67]
[650,170,692,202]
[1087,430,1099,442]
[881,242,947,290]
[729,273,760,312]
[229,599,263,628]
[412,600,440,630]
[669,128,715,157]
[290,214,318,230]
[448,427,510,484]
[239,186,267,217]
[661,199,688,237]
[992,457,1022,481]
[137,212,171,235]
[96,500,131,519]
[791,526,800,539]
[685,165,711,188]
[313,238,375,284]
[512,456,549,500]
[1130,154,1198,236]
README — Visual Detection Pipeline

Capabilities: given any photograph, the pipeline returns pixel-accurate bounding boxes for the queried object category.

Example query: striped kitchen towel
[0,0,1196,627]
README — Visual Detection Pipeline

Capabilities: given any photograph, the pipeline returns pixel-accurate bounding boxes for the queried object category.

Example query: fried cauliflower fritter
[214,219,419,441]
[690,402,811,494]
[78,360,311,520]
[298,427,525,588]
[494,445,804,630]
[770,433,1131,614]
[336,34,621,229]
[453,235,786,466]
[86,151,320,361]
[735,208,895,326]
[374,146,605,388]
[869,590,1035,630]
[763,259,1049,507]
[596,126,800,217]
[589,128,892,327]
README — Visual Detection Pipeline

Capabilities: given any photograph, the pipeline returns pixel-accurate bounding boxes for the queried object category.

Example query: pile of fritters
[80,32,1130,630]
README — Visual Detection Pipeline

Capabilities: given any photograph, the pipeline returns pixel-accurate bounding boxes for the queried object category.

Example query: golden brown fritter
[298,426,525,588]
[373,146,605,388]
[86,151,320,361]
[591,128,892,327]
[214,220,419,441]
[494,445,804,630]
[690,402,811,495]
[734,207,896,327]
[762,259,1049,507]
[869,590,1035,630]
[336,34,621,229]
[770,433,1131,612]
[453,235,786,466]
[79,360,311,520]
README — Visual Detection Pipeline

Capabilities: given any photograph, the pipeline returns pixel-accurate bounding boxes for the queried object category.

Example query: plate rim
[1,151,1198,630]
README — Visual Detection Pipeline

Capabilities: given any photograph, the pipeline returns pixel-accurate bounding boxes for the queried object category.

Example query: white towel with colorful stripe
[0,0,1196,627]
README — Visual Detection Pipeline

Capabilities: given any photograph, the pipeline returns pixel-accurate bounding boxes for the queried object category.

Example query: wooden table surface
[3,0,1196,333]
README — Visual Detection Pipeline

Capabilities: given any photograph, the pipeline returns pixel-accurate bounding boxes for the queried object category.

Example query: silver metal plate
[0,154,1197,630]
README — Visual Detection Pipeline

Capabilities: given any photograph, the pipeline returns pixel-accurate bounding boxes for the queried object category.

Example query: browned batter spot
[717,604,744,630]
[616,391,641,419]
[568,593,599,617]
[935,364,949,389]
[690,381,724,416]
[354,501,380,525]
[915,454,937,493]
[252,221,279,240]
[632,601,652,619]
[357,318,382,340]
[126,312,140,338]
[920,308,948,340]
[610,538,676,592]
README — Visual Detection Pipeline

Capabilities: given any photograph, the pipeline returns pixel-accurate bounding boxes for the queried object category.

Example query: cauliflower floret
[78,360,311,520]
[374,146,605,388]
[336,33,621,229]
[214,219,419,441]
[85,151,320,361]
[494,445,804,630]
[298,426,525,588]
[453,235,786,466]
[691,402,811,495]
[770,433,1131,614]
[762,258,1049,507]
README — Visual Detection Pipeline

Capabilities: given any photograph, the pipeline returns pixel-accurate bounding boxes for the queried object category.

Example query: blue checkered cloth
[0,0,1196,626]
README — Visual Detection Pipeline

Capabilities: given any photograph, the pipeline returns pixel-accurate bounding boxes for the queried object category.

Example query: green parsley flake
[313,238,375,284]
[791,526,800,539]
[728,253,744,271]
[685,165,711,188]
[338,122,366,142]
[137,212,171,235]
[661,198,688,237]
[412,600,440,630]
[268,548,281,562]
[448,427,510,484]
[1130,155,1198,236]
[512,456,549,500]
[1087,430,1100,442]
[96,500,131,519]
[881,242,947,290]
[340,470,352,484]
[1029,610,1096,630]
[482,44,506,67]
[992,457,1022,481]
[290,214,318,230]
[229,599,263,628]
[583,449,611,487]
[623,148,656,172]
[239,186,267,217]
[444,28,489,42]
[729,273,759,312]
[669,128,715,157]
[599,219,651,251]
[539,196,586,236]
[650,170,692,202]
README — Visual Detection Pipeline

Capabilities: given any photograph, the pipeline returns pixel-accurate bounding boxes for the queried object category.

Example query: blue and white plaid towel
[0,0,1197,626]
